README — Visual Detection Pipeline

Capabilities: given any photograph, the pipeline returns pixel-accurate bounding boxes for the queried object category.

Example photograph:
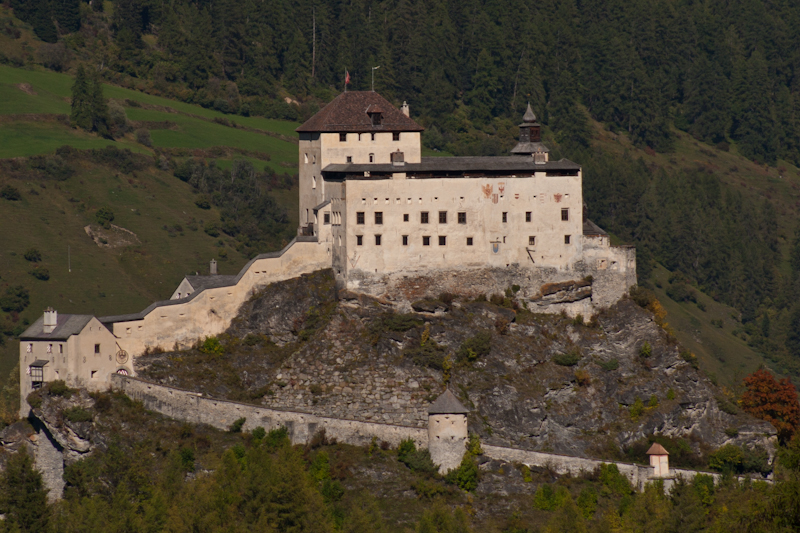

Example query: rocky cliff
[135,269,776,466]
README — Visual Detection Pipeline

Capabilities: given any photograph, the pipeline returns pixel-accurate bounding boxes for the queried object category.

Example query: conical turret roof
[428,389,469,415]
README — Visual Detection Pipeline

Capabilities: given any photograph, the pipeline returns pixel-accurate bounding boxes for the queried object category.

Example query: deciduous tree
[741,368,800,442]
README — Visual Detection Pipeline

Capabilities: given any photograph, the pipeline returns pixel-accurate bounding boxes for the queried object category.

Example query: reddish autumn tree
[741,368,800,442]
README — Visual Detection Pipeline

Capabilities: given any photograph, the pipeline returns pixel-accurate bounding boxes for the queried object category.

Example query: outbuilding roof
[428,389,470,415]
[296,91,424,133]
[646,443,669,455]
[184,275,238,293]
[20,314,94,341]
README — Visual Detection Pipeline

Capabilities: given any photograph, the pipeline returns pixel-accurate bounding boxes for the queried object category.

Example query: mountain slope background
[2,0,800,400]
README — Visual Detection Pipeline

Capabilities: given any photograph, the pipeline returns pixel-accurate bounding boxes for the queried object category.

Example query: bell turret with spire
[511,103,550,162]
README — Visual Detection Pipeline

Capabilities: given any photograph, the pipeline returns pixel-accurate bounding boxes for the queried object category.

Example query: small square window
[403,214,409,222]
[421,212,429,224]
[346,156,353,163]
[339,133,347,142]
[439,236,446,246]
[561,208,569,221]
[356,212,365,224]
[357,235,363,246]
[564,235,571,244]
[375,234,382,246]
[458,212,466,224]
[466,237,473,246]
[439,211,447,224]
[402,235,408,245]
[525,211,532,222]
[529,236,536,245]
[423,236,430,246]
[393,132,401,141]
[94,344,100,354]
[502,212,508,223]
[375,212,383,224]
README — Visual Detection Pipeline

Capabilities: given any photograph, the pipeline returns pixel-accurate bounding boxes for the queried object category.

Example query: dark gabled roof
[510,142,550,154]
[583,219,608,236]
[20,314,95,341]
[184,275,238,292]
[296,91,424,133]
[313,200,331,211]
[100,237,319,325]
[322,156,579,178]
[428,389,470,415]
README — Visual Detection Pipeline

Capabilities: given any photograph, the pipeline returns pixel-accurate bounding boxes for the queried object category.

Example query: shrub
[648,395,659,408]
[553,349,580,366]
[598,463,633,495]
[680,350,699,369]
[228,417,246,433]
[599,359,619,371]
[199,336,224,355]
[708,444,744,473]
[310,384,323,395]
[444,453,479,492]
[577,487,598,519]
[725,427,739,438]
[1,185,21,201]
[178,446,195,472]
[23,248,42,262]
[64,407,92,423]
[29,266,49,281]
[639,342,652,358]
[467,433,483,456]
[194,196,211,209]
[26,391,42,409]
[629,286,656,308]
[46,380,72,397]
[533,484,570,511]
[242,333,261,346]
[456,331,491,363]
[629,398,644,420]
[398,438,438,475]
[666,282,697,303]
[575,370,591,387]
[204,222,220,237]
[95,207,115,229]
[667,389,676,400]
[716,396,738,415]
[263,426,290,450]
[134,128,152,147]
[251,426,266,440]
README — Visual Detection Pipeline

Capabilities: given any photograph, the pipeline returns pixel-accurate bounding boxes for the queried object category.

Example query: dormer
[366,104,384,126]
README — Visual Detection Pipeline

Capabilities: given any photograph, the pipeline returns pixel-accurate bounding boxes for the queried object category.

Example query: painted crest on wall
[492,242,500,254]
[481,184,493,198]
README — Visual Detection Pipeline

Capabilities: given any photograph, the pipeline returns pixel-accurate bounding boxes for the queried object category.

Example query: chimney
[43,307,57,333]
[401,101,409,117]
[210,259,217,275]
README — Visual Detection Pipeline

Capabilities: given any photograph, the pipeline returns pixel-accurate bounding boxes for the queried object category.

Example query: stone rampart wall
[112,376,744,492]
[111,375,427,449]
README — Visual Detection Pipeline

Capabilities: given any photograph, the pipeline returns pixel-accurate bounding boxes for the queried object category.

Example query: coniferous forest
[7,0,800,374]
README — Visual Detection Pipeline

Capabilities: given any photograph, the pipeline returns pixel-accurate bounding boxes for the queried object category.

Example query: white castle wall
[105,234,333,356]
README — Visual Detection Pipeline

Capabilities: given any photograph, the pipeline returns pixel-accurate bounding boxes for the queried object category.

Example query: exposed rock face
[136,271,776,464]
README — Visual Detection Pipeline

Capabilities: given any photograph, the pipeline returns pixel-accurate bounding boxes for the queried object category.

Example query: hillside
[136,270,776,471]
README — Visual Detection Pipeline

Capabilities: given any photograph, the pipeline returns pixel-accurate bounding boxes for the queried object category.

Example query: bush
[95,207,115,229]
[204,222,220,237]
[629,398,645,420]
[251,426,266,440]
[629,286,656,308]
[444,454,479,492]
[23,248,42,262]
[28,266,49,281]
[178,446,195,472]
[666,282,697,303]
[46,380,72,397]
[0,285,30,313]
[639,342,652,358]
[680,350,699,369]
[0,183,22,201]
[262,426,290,450]
[598,463,633,495]
[397,438,438,475]
[199,336,224,355]
[456,331,491,363]
[553,349,580,366]
[64,407,92,423]
[599,359,619,371]
[708,444,744,473]
[228,417,246,433]
[26,391,42,409]
[194,196,211,209]
[533,484,570,511]
[134,128,152,147]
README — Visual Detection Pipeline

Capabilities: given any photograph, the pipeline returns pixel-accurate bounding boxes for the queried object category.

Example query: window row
[356,209,569,225]
[353,235,573,246]
[339,132,401,142]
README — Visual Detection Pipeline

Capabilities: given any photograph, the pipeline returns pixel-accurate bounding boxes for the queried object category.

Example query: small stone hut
[647,443,670,477]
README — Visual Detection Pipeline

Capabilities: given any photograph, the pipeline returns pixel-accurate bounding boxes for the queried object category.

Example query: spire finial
[523,102,537,123]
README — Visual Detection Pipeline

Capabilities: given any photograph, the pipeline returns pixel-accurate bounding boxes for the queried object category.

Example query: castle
[19,92,635,415]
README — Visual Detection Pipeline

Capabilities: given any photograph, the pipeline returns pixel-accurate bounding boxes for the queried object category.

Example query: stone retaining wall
[112,375,749,492]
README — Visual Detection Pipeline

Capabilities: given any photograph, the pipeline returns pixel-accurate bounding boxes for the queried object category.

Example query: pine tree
[89,71,110,138]
[70,65,92,130]
[0,447,50,531]
[52,0,81,34]
[29,0,58,43]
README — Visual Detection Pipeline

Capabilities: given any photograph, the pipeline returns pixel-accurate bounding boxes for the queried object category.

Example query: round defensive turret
[427,389,469,473]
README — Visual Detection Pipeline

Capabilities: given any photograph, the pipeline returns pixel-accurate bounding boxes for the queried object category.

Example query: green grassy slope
[0,65,302,381]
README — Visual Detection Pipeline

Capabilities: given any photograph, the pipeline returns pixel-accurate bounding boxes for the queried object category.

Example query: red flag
[345,70,350,85]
